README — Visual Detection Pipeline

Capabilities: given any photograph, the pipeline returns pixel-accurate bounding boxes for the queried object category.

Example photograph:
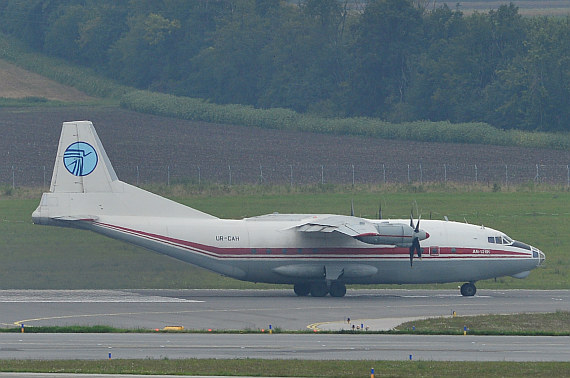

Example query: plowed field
[1,106,569,187]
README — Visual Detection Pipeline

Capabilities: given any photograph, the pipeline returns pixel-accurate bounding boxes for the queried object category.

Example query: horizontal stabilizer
[53,215,99,222]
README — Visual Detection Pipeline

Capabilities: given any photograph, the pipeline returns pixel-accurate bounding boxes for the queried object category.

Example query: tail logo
[63,142,98,176]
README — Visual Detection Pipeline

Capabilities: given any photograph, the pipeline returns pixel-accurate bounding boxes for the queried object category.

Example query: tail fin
[33,121,216,224]
[51,121,118,193]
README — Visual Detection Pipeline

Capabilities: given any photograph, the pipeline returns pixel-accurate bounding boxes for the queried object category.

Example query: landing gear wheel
[329,282,347,297]
[293,283,311,296]
[460,282,477,296]
[310,282,329,297]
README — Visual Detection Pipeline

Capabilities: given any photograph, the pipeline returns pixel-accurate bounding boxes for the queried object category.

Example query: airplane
[32,121,546,297]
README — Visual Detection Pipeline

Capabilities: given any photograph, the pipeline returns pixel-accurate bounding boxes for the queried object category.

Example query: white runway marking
[0,290,203,303]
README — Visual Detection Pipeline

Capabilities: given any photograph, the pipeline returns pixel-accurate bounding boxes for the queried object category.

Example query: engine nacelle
[355,223,428,247]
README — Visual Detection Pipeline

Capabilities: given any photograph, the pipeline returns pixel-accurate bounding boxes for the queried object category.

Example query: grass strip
[1,188,568,290]
[396,311,570,336]
[1,359,569,377]
[2,312,569,336]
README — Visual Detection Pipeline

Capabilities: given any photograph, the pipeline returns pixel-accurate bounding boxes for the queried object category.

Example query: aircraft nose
[535,248,546,266]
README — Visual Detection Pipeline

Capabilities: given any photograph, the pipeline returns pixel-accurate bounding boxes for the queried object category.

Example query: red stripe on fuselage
[91,221,530,260]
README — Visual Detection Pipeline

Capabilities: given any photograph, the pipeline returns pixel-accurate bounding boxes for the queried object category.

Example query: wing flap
[291,215,379,238]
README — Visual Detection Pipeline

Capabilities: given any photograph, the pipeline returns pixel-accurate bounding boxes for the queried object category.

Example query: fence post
[352,164,355,187]
[407,164,410,183]
[382,164,386,184]
[475,164,478,183]
[444,164,447,183]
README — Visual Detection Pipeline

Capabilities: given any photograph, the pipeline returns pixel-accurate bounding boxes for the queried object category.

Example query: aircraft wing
[292,215,379,238]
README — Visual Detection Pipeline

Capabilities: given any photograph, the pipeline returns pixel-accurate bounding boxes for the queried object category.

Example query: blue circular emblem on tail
[63,142,98,176]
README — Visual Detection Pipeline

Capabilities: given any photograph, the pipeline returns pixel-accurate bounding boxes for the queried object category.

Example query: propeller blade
[350,199,354,217]
[410,238,422,267]
[378,203,382,220]
[410,211,414,228]
[414,238,422,258]
[415,215,421,233]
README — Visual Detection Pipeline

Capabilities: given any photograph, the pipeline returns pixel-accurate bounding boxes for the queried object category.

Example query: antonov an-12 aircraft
[33,121,545,297]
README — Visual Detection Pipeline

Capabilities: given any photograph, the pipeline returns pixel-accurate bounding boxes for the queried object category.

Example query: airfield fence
[2,163,570,189]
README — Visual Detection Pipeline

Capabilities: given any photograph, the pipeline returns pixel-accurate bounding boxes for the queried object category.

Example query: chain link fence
[2,163,570,189]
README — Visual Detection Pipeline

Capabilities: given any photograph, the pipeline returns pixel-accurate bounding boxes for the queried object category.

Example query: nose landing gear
[460,282,477,296]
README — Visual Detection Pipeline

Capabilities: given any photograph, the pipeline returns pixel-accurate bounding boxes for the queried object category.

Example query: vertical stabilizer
[51,121,118,193]
[34,121,217,224]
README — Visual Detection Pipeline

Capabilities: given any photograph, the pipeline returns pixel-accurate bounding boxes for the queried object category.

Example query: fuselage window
[488,237,495,243]
[495,236,502,244]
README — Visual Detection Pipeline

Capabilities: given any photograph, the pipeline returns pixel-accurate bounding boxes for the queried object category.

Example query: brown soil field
[1,106,569,188]
[0,59,93,101]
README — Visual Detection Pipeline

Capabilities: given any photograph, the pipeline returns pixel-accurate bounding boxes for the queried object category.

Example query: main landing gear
[294,281,347,297]
[460,282,477,296]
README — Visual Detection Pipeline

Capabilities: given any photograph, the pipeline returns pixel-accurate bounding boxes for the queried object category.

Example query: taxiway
[0,289,568,361]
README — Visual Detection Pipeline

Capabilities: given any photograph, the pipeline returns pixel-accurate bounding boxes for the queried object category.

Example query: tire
[293,283,311,296]
[460,282,477,296]
[329,282,347,297]
[310,282,329,297]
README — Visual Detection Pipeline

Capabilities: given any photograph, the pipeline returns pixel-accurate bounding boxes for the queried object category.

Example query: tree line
[1,0,568,132]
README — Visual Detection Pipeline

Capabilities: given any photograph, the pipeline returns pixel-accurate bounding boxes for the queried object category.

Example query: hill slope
[0,59,92,101]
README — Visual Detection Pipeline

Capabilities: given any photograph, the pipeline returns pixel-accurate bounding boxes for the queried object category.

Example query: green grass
[1,185,568,290]
[2,311,568,336]
[1,185,569,289]
[396,311,570,336]
[1,359,569,377]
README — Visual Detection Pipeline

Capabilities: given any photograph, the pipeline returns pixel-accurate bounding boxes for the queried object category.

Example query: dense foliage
[1,0,568,132]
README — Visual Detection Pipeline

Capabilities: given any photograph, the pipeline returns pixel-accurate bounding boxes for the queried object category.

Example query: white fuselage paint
[80,214,544,285]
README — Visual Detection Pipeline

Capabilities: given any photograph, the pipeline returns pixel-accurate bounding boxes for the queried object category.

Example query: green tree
[108,12,180,88]
[349,0,424,118]
[489,17,570,131]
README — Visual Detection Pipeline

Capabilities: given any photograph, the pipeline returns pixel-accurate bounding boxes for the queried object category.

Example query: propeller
[350,199,354,217]
[409,211,424,267]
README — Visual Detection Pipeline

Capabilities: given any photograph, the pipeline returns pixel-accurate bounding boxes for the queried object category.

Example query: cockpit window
[489,235,514,245]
